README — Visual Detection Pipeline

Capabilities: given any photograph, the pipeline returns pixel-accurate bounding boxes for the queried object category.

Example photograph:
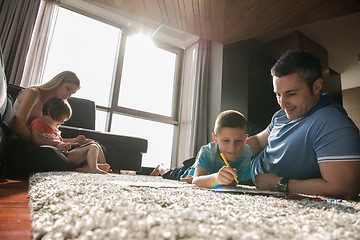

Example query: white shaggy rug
[29,172,360,240]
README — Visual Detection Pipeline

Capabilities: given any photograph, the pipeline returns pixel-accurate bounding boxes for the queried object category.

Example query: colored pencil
[220,153,239,184]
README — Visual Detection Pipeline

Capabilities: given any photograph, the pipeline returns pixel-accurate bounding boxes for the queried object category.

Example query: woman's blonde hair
[37,71,80,91]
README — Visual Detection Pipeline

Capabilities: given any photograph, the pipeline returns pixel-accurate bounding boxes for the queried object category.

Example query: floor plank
[0,179,32,240]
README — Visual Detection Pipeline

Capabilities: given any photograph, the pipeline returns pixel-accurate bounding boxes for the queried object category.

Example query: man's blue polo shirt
[251,94,360,182]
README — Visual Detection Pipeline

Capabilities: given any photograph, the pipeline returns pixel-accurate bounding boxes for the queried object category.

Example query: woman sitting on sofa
[5,71,81,178]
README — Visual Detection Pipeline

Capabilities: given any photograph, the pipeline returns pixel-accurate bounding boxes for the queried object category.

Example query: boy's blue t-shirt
[180,142,252,181]
[251,93,360,182]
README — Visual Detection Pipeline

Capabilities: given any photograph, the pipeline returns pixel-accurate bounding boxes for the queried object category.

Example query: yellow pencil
[220,153,239,184]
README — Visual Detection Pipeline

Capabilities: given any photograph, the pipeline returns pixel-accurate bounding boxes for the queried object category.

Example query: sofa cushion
[59,125,148,153]
[64,97,95,130]
[6,83,23,102]
[59,125,148,171]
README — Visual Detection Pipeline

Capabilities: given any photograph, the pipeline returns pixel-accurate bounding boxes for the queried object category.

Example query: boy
[153,110,252,188]
[30,97,110,174]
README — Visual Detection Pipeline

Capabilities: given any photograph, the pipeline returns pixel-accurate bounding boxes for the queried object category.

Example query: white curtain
[176,39,210,166]
[20,0,59,87]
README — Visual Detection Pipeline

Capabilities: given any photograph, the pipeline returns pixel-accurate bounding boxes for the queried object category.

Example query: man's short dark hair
[271,50,322,90]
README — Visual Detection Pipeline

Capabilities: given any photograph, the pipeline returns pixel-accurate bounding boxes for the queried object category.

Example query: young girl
[30,97,110,174]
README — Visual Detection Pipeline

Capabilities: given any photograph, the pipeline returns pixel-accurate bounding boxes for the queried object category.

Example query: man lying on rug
[247,50,360,200]
[151,110,253,188]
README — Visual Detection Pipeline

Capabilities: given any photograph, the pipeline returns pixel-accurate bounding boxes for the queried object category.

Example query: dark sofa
[6,84,148,172]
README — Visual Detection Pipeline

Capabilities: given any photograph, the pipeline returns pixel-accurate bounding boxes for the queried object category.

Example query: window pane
[95,110,108,132]
[118,35,177,117]
[111,114,173,168]
[42,7,120,107]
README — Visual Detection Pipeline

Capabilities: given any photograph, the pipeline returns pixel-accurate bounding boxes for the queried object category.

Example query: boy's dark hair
[42,97,72,122]
[271,50,322,92]
[214,110,247,135]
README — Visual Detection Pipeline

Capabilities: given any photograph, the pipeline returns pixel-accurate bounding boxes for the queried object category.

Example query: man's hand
[255,161,360,200]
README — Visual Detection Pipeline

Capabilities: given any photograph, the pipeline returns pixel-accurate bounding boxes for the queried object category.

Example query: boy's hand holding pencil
[220,153,239,185]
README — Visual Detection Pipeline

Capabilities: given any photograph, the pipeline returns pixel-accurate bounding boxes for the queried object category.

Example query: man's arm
[246,129,269,156]
[254,161,360,200]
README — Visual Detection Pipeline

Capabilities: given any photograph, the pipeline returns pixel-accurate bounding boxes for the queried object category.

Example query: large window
[42,7,182,168]
[43,8,120,107]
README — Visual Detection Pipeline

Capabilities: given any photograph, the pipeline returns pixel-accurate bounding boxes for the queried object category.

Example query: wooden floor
[0,179,32,240]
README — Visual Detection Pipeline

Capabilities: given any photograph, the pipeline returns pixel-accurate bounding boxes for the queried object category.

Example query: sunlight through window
[41,7,181,169]
[42,7,120,107]
[118,34,177,117]
[111,114,174,168]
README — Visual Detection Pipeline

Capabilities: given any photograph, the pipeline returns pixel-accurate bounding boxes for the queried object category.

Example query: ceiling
[88,0,360,90]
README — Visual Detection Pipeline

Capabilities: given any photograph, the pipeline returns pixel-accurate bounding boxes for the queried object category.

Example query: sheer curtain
[0,0,41,85]
[21,0,60,87]
[176,39,211,166]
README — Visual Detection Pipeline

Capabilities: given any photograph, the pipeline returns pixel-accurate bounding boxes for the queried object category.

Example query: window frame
[103,33,184,130]
[60,3,184,166]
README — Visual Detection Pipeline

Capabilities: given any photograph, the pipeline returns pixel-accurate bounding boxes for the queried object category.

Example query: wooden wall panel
[198,0,208,39]
[171,0,183,30]
[159,0,170,25]
[183,0,196,34]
